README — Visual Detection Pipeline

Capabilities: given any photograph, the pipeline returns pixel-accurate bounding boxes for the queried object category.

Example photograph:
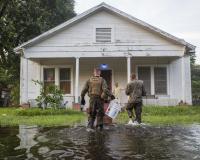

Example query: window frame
[43,68,56,91]
[59,68,72,94]
[154,66,168,95]
[137,66,151,95]
[136,65,169,96]
[41,65,73,96]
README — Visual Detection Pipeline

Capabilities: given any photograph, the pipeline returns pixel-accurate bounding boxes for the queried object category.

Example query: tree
[191,65,200,98]
[190,52,196,66]
[0,0,76,104]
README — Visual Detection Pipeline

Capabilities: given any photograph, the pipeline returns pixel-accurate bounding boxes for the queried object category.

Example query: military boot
[88,119,95,129]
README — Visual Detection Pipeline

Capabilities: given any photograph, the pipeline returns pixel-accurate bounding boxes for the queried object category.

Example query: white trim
[150,66,155,95]
[41,65,74,96]
[181,57,185,102]
[20,56,23,104]
[14,3,195,52]
[127,56,131,83]
[75,57,80,103]
[136,64,169,96]
[23,58,28,102]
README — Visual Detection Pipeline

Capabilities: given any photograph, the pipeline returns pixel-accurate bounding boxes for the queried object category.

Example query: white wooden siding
[168,56,192,105]
[184,56,192,104]
[24,11,185,58]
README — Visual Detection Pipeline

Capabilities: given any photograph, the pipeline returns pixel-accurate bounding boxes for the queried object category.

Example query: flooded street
[0,124,200,160]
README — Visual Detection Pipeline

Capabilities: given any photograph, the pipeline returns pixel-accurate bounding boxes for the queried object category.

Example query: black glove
[110,95,115,100]
[81,97,86,105]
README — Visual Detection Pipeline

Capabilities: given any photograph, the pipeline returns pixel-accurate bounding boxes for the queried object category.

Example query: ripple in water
[0,124,200,159]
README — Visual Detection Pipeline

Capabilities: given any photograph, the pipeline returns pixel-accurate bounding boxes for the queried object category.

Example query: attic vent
[96,28,112,42]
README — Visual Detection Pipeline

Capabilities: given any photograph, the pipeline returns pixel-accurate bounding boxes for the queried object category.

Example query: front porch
[20,56,190,107]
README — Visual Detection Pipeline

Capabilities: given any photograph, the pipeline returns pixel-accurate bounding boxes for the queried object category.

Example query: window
[43,68,55,89]
[43,67,72,94]
[96,28,111,42]
[59,68,71,94]
[138,67,151,95]
[154,67,167,95]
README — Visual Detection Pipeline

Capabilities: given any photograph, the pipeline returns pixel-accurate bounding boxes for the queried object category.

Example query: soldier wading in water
[126,73,146,125]
[81,68,115,130]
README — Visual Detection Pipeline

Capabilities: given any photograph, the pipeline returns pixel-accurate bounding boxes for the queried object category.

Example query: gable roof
[14,2,195,53]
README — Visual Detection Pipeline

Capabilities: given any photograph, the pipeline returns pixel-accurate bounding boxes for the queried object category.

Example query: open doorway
[101,70,112,91]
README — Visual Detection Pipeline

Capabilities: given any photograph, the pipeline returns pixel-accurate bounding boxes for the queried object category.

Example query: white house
[14,3,195,107]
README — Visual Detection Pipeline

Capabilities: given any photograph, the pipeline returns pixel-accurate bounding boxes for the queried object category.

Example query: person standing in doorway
[113,82,121,100]
[81,68,115,130]
[125,73,146,125]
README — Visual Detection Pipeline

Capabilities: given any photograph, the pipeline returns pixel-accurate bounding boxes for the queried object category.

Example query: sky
[74,0,200,64]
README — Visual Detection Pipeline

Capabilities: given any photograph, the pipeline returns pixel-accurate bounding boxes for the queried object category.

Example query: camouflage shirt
[81,76,112,98]
[125,80,146,103]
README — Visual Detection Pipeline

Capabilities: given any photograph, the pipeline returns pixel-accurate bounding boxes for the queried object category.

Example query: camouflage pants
[126,102,142,123]
[88,97,104,128]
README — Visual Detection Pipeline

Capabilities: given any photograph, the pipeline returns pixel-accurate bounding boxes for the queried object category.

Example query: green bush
[10,82,20,106]
[33,80,63,109]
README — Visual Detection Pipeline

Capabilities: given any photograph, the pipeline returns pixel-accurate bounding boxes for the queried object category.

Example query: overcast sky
[75,0,200,64]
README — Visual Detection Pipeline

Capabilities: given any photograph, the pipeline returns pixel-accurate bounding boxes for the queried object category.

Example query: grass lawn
[0,106,200,127]
[0,108,86,127]
[116,106,200,125]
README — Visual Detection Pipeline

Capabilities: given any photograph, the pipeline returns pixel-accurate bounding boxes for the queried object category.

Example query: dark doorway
[101,70,112,91]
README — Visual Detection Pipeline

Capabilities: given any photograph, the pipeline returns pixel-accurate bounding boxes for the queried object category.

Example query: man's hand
[81,97,86,105]
[110,95,115,100]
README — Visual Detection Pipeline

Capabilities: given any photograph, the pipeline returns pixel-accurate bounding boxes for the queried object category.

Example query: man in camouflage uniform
[81,68,115,130]
[125,73,146,125]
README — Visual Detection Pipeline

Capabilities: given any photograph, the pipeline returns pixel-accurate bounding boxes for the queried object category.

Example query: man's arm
[142,83,146,96]
[125,83,131,95]
[80,80,89,105]
[81,80,89,98]
[102,79,115,99]
[102,79,111,96]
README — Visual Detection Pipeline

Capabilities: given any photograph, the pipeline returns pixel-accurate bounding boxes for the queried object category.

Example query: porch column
[127,56,131,83]
[21,56,28,104]
[181,56,185,102]
[75,57,80,103]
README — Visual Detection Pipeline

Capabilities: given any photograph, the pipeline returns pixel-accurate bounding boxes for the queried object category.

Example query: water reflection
[0,124,200,159]
[15,125,39,159]
[15,125,38,151]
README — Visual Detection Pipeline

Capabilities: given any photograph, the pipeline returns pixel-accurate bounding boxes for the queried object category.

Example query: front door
[101,70,112,91]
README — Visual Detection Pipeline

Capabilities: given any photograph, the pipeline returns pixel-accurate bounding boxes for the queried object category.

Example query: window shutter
[154,67,167,95]
[96,28,111,42]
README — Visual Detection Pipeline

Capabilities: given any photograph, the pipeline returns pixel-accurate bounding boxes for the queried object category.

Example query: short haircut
[94,68,101,74]
[131,73,136,79]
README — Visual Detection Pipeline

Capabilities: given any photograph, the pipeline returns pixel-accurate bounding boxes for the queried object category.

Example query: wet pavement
[0,124,200,160]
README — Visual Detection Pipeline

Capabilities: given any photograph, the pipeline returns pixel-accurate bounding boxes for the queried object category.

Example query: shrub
[10,82,20,106]
[33,80,63,109]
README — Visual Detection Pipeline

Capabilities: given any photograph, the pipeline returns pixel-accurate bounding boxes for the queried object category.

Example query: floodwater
[0,124,200,160]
